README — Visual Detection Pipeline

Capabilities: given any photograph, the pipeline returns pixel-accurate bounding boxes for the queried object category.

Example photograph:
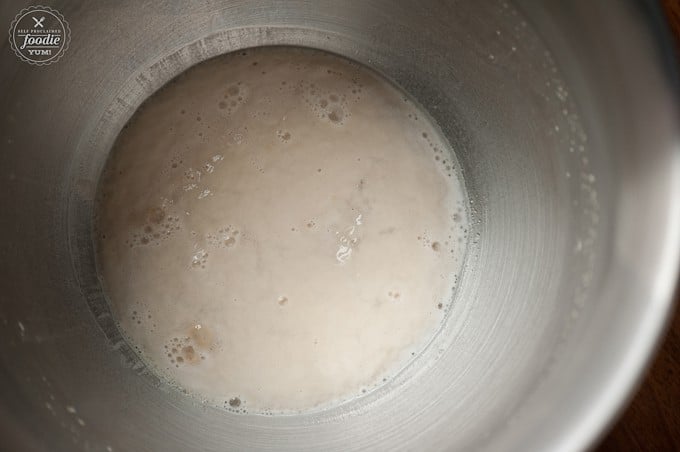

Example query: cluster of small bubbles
[387,291,401,300]
[250,110,271,119]
[62,405,86,427]
[126,207,181,248]
[164,335,207,368]
[554,83,568,102]
[302,86,350,125]
[182,155,224,197]
[183,168,202,191]
[334,214,362,264]
[190,249,209,269]
[159,154,184,175]
[161,324,218,372]
[130,311,143,325]
[471,232,482,246]
[420,128,456,177]
[506,45,600,358]
[228,128,246,145]
[277,130,292,142]
[206,226,240,249]
[38,378,93,446]
[291,70,364,125]
[420,227,462,259]
[416,234,439,251]
[217,82,248,115]
[197,189,212,200]
[249,95,273,119]
[326,107,346,124]
[536,47,599,323]
[130,307,153,327]
[348,79,364,100]
[248,156,266,174]
[223,397,246,413]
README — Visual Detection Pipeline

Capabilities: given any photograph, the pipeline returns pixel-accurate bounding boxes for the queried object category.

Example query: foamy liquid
[95,47,469,413]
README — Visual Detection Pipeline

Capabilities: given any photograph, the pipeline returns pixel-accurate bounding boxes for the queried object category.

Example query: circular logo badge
[8,5,70,65]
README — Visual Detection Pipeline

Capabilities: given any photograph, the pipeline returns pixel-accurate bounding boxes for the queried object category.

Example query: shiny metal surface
[0,1,678,451]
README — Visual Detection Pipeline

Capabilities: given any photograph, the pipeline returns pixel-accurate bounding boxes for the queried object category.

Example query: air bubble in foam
[197,189,212,200]
[206,226,240,249]
[126,207,181,248]
[277,130,292,142]
[190,249,208,269]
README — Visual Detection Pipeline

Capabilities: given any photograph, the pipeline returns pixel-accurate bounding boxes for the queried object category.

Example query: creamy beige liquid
[95,47,468,413]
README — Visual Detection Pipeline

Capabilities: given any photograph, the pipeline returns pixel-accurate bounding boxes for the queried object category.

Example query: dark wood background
[595,2,679,450]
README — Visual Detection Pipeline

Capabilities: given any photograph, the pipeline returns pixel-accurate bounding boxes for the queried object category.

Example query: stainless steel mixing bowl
[1,1,678,451]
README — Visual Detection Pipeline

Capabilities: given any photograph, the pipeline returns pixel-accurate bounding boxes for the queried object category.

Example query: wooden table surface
[596,301,680,451]
[595,2,679,450]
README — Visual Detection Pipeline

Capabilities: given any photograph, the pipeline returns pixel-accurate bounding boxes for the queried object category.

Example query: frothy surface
[95,47,468,413]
